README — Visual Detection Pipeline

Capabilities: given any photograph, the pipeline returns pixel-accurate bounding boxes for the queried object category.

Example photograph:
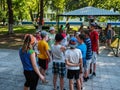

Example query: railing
[22,21,83,25]
[22,21,120,26]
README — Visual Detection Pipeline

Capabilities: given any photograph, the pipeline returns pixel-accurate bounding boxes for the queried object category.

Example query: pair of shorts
[38,58,48,70]
[24,70,39,90]
[52,62,66,77]
[84,59,91,71]
[91,52,97,64]
[67,69,80,80]
[83,60,86,68]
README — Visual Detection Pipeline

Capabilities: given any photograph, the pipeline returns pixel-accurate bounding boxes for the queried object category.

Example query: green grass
[0,25,36,34]
[0,25,37,49]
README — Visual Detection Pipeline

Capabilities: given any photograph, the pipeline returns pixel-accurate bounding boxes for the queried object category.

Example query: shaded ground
[0,25,36,49]
[0,34,24,49]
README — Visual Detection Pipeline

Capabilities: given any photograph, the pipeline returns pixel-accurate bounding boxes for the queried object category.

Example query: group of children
[19,22,99,90]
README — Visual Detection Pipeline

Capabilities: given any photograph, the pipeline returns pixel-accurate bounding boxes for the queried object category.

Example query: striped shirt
[84,38,92,60]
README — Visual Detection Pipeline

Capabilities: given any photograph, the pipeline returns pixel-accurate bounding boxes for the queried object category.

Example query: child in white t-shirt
[48,27,56,49]
[51,33,66,90]
[65,37,83,90]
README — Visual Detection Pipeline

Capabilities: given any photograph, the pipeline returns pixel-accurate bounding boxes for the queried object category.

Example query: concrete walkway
[0,47,120,90]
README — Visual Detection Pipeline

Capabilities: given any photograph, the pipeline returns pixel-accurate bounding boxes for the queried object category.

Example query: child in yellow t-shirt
[38,31,50,83]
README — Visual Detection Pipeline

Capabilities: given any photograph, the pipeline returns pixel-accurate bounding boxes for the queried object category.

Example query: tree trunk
[7,0,14,34]
[8,24,13,34]
[3,0,5,11]
[0,0,2,10]
[0,0,5,10]
[29,7,34,22]
[38,0,44,31]
[36,2,40,20]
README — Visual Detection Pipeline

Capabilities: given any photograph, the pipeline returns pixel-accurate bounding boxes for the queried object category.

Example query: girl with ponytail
[19,34,45,90]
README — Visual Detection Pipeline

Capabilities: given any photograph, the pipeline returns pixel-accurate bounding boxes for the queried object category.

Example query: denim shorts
[91,52,97,64]
[84,59,91,71]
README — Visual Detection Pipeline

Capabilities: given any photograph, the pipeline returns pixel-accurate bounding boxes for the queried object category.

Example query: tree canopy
[0,0,120,34]
[0,0,120,22]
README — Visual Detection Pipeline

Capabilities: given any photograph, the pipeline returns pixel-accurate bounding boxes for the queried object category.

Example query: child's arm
[79,58,83,73]
[30,52,45,81]
[60,46,66,52]
[46,50,51,62]
[65,59,80,67]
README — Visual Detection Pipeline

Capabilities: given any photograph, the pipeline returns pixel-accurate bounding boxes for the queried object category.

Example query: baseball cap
[90,22,97,27]
[36,30,41,34]
[49,27,55,31]
[62,26,66,31]
[41,30,47,38]
[69,37,77,48]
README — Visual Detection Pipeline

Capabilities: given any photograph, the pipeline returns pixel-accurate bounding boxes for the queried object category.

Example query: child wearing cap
[65,37,82,90]
[34,31,41,56]
[60,26,68,47]
[48,27,56,49]
[35,30,41,41]
[51,33,66,90]
[37,31,51,83]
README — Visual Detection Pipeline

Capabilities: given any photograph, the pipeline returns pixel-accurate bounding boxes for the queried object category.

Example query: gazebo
[58,6,120,16]
[57,6,120,56]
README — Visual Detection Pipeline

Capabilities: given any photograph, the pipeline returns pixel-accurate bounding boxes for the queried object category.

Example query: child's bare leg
[69,79,74,90]
[53,74,57,89]
[60,77,64,90]
[76,79,81,90]
[80,74,83,88]
[24,86,29,90]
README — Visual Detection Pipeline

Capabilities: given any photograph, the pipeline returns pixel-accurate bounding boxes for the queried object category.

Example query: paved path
[0,47,120,90]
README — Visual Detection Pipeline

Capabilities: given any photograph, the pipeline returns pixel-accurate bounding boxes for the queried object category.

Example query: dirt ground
[0,34,25,49]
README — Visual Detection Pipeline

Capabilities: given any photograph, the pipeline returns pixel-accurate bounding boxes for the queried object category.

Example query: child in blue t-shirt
[77,34,87,88]
[77,34,87,67]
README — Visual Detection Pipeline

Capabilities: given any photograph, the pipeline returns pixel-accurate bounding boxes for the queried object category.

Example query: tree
[7,0,14,34]
[25,0,39,22]
[0,0,7,25]
[38,0,49,30]
[0,0,6,11]
[0,0,120,34]
[65,0,88,11]
[50,0,65,14]
[38,0,44,30]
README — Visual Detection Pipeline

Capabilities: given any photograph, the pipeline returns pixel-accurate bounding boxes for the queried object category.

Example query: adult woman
[105,24,115,48]
[19,34,44,90]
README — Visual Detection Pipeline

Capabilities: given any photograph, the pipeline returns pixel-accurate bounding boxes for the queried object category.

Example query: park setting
[0,0,120,90]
